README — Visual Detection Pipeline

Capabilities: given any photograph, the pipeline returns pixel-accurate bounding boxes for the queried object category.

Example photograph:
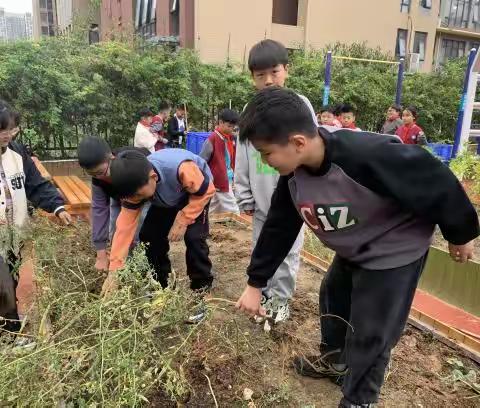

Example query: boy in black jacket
[235,88,479,408]
[0,101,71,333]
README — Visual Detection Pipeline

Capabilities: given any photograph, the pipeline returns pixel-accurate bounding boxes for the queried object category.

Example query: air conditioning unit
[408,53,421,73]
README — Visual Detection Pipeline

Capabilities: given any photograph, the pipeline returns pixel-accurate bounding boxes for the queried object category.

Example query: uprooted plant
[0,217,205,406]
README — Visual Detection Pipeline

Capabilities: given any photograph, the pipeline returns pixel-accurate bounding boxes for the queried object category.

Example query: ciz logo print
[299,203,357,232]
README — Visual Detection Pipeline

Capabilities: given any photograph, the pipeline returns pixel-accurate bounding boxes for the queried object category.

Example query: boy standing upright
[200,109,240,215]
[167,104,187,148]
[235,87,479,408]
[134,108,156,153]
[235,39,317,324]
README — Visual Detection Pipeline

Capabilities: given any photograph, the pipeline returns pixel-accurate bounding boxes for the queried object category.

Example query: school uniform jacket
[246,127,479,289]
[0,142,64,228]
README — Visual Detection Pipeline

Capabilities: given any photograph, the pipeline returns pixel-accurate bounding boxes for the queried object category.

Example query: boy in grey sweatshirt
[235,40,317,324]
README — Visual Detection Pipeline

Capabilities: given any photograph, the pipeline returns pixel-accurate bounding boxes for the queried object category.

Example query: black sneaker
[338,398,374,408]
[293,354,347,386]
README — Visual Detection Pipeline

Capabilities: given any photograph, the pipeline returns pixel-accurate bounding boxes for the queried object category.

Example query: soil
[164,220,480,408]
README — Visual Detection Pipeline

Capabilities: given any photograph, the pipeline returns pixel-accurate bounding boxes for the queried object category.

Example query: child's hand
[235,285,265,317]
[168,219,188,242]
[448,241,474,263]
[95,250,109,271]
[57,210,72,225]
[101,271,118,297]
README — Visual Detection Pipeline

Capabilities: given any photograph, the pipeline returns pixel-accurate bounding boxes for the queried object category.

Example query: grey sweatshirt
[235,94,317,221]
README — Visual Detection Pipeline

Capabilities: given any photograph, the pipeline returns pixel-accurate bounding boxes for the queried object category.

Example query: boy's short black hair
[0,100,12,131]
[176,104,185,111]
[404,105,418,119]
[320,105,335,114]
[78,136,112,169]
[219,109,240,125]
[240,87,317,145]
[110,150,153,198]
[138,108,154,119]
[389,104,402,113]
[158,101,171,112]
[339,104,356,115]
[248,39,289,72]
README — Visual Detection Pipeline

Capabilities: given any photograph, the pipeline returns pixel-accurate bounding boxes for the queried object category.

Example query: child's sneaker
[253,293,273,323]
[271,301,290,324]
[293,354,347,386]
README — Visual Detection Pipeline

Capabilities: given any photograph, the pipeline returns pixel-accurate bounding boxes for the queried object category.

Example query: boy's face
[340,112,355,127]
[0,123,14,148]
[320,111,335,125]
[252,136,305,176]
[218,120,235,135]
[402,110,415,125]
[142,115,153,125]
[86,155,113,179]
[125,170,158,204]
[251,64,288,90]
[176,109,185,119]
[387,107,400,121]
[160,109,171,120]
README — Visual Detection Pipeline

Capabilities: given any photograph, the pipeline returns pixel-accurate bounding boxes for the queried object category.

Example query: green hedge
[0,38,466,157]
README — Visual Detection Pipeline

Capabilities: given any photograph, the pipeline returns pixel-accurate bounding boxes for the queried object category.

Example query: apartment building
[0,8,34,42]
[32,0,58,39]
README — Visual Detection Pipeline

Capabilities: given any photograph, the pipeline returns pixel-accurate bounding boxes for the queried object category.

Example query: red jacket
[395,123,425,145]
[151,115,167,150]
[201,129,236,192]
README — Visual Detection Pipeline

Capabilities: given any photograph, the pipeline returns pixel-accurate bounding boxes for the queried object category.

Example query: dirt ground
[166,220,480,408]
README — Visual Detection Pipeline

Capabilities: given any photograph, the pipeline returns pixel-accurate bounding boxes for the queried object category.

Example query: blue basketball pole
[395,58,405,105]
[323,51,332,106]
[452,48,477,159]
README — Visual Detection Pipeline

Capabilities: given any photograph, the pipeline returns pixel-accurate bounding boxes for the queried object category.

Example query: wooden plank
[31,157,51,181]
[53,176,81,206]
[71,176,91,199]
[62,176,90,204]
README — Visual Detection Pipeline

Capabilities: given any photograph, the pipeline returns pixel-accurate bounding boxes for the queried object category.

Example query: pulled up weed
[0,218,203,406]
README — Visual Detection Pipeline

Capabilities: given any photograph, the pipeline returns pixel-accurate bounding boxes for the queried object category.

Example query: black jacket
[167,116,186,143]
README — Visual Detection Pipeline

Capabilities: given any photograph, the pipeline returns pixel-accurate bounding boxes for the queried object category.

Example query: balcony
[271,23,305,49]
[440,0,480,33]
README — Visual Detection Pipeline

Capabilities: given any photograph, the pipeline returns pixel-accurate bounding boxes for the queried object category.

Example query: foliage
[442,358,480,397]
[450,149,480,194]
[0,218,202,406]
[0,39,468,158]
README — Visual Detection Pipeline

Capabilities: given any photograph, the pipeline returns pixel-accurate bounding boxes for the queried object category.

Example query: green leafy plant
[442,358,480,397]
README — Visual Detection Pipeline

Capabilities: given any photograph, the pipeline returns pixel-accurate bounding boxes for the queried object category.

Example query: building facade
[96,1,480,71]
[0,8,34,42]
[32,0,58,39]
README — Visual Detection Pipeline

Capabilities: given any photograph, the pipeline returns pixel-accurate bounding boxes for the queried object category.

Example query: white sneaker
[253,293,273,323]
[271,301,290,324]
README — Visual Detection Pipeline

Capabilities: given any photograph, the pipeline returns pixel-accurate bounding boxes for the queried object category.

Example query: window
[40,12,48,24]
[443,0,470,28]
[39,0,47,9]
[48,11,54,24]
[170,0,179,36]
[41,26,48,35]
[441,38,466,63]
[151,0,156,21]
[413,32,427,62]
[421,0,432,8]
[400,0,410,13]
[135,0,141,28]
[396,29,407,58]
[272,0,299,25]
[47,0,52,9]
[141,0,148,25]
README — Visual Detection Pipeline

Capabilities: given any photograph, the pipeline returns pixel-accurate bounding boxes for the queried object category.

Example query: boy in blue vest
[235,87,479,408]
[103,149,215,317]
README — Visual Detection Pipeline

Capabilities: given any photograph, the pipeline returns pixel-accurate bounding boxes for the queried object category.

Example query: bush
[0,39,466,158]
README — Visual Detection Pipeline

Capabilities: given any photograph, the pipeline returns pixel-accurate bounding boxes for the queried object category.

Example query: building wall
[32,0,58,40]
[194,0,273,66]
[100,0,134,40]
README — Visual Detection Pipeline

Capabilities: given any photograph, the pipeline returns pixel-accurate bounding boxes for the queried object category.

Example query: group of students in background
[0,37,476,408]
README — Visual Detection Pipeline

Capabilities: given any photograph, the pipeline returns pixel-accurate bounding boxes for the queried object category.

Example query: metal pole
[395,58,405,105]
[323,51,332,106]
[452,48,477,158]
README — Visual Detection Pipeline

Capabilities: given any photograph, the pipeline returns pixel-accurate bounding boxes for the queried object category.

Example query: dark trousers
[0,253,21,333]
[139,204,213,291]
[319,254,428,405]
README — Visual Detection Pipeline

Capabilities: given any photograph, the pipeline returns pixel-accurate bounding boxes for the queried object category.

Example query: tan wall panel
[195,0,273,66]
